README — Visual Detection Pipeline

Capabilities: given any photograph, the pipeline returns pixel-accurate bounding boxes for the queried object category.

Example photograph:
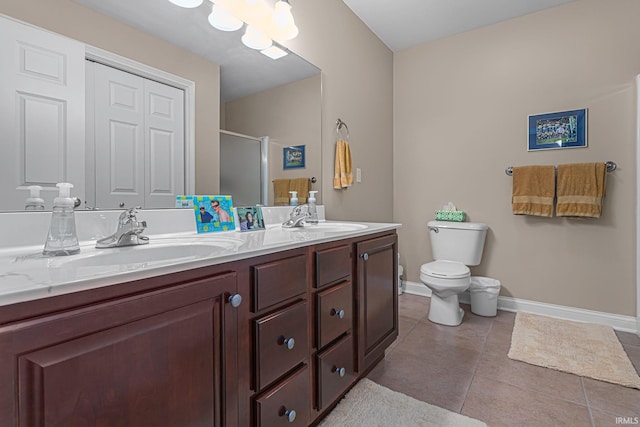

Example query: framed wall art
[527,108,587,151]
[283,145,305,169]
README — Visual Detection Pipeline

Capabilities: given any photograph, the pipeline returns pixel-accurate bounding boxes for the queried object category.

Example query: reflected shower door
[220,130,268,206]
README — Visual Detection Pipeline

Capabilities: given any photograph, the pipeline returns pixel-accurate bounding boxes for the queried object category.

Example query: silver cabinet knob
[282,337,295,350]
[361,253,369,261]
[228,294,242,308]
[119,202,125,208]
[333,366,346,377]
[331,309,345,319]
[284,409,296,423]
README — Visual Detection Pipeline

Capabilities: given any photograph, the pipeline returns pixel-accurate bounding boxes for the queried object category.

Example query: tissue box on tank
[435,210,466,222]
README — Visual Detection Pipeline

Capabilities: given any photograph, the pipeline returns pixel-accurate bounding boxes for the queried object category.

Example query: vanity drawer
[316,334,355,410]
[315,245,351,288]
[254,364,310,427]
[316,281,352,349]
[254,301,308,391]
[252,254,307,312]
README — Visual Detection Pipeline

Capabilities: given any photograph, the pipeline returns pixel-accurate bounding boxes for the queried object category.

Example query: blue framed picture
[234,206,265,232]
[527,109,587,151]
[176,195,235,233]
[283,145,305,169]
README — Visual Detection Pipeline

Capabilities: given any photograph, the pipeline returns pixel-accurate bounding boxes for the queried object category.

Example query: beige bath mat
[319,378,487,427]
[508,312,640,389]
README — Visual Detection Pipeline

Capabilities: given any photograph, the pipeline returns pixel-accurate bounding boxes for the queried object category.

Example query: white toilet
[420,220,488,326]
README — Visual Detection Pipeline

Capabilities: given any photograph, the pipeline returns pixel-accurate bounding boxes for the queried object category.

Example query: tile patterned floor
[367,294,640,427]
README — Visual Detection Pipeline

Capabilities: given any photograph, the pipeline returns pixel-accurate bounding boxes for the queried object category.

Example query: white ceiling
[73,0,320,101]
[342,0,577,51]
[72,0,577,99]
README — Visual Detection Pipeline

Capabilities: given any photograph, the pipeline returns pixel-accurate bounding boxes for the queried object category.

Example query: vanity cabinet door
[355,234,398,373]
[0,272,239,427]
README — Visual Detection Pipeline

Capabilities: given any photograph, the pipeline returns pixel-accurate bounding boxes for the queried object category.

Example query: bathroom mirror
[0,0,321,211]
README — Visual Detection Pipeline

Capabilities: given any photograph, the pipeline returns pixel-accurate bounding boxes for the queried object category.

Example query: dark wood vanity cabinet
[0,230,398,427]
[355,233,399,373]
[0,270,240,427]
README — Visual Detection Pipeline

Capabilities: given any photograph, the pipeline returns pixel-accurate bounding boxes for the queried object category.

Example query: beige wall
[0,0,221,195]
[284,1,394,222]
[394,0,639,316]
[223,75,322,206]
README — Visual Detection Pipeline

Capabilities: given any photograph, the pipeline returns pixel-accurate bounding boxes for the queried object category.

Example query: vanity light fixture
[168,0,204,8]
[169,0,298,57]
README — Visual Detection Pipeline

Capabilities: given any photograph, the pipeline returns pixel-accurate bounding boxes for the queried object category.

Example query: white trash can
[469,276,501,317]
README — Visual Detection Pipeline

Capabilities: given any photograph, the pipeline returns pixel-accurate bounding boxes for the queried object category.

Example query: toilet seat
[420,260,470,279]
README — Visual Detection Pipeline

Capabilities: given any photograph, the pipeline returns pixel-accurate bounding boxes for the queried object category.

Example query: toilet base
[428,293,465,326]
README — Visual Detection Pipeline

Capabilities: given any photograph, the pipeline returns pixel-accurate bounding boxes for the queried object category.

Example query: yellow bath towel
[556,162,606,218]
[273,179,291,206]
[511,165,556,217]
[333,139,353,189]
[289,178,310,204]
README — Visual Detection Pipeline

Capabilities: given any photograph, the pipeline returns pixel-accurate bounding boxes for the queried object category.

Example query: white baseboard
[403,280,638,334]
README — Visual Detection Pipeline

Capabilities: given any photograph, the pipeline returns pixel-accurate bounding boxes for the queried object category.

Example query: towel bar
[505,161,616,176]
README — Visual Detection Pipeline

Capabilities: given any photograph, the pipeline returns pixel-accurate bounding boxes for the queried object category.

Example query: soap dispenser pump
[43,183,80,256]
[307,190,318,224]
[25,185,45,211]
[289,191,298,206]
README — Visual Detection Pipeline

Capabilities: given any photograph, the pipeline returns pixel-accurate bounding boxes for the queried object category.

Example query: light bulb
[273,0,293,28]
[242,25,272,50]
[272,0,298,41]
[208,4,243,31]
[168,0,203,8]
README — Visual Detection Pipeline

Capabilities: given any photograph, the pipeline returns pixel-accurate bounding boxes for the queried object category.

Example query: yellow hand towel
[289,178,310,204]
[333,139,353,189]
[512,165,556,217]
[273,179,291,206]
[556,162,606,218]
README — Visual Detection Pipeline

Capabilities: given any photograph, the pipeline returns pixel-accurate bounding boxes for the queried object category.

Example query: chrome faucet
[96,207,149,248]
[282,204,310,228]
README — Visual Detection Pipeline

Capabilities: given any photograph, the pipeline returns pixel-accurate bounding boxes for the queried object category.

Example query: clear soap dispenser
[25,185,45,211]
[43,183,80,256]
[289,191,298,206]
[307,190,318,224]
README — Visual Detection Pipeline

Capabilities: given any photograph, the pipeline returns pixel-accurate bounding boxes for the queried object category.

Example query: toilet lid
[420,260,470,279]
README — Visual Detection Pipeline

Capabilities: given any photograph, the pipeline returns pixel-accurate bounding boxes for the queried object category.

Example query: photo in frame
[283,145,305,169]
[527,109,587,151]
[234,206,265,232]
[176,195,235,233]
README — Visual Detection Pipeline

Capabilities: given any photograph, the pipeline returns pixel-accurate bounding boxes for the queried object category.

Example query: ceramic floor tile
[622,344,640,374]
[474,344,586,404]
[409,314,492,353]
[583,377,640,416]
[462,375,592,427]
[616,330,640,347]
[367,347,477,413]
[397,294,429,321]
[591,408,638,427]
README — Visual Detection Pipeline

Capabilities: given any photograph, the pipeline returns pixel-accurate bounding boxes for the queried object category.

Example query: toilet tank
[428,220,488,266]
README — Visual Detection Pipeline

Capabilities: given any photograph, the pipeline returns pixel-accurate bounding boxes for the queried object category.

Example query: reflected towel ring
[336,118,350,140]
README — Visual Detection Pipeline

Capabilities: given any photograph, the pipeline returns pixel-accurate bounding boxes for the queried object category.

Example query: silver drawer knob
[284,409,296,423]
[361,252,369,261]
[333,366,346,377]
[331,309,345,319]
[282,337,295,350]
[228,294,242,308]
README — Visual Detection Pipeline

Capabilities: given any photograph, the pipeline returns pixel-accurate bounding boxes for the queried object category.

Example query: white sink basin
[58,239,242,269]
[283,222,368,233]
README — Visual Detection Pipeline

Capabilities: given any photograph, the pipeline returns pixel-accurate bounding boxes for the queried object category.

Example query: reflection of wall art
[235,206,265,232]
[528,109,587,151]
[283,145,305,169]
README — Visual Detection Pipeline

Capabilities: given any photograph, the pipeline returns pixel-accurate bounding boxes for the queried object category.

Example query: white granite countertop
[0,219,400,307]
